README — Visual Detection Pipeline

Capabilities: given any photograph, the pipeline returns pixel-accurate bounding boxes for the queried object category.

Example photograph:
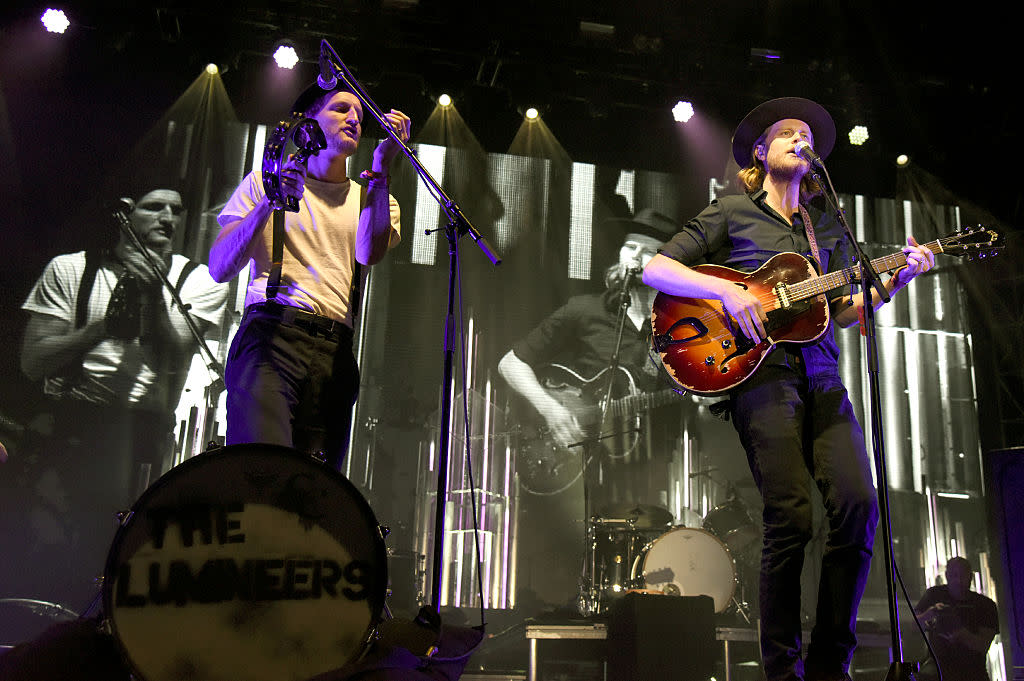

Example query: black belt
[248,302,352,342]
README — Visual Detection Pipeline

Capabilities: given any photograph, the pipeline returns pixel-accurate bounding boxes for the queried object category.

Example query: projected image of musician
[209,79,411,471]
[499,210,680,501]
[14,186,228,607]
[643,97,936,681]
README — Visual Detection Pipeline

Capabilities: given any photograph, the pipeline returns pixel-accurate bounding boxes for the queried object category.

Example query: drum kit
[580,494,760,620]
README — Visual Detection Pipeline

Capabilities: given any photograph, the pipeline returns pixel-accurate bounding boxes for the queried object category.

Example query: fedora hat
[731,97,836,167]
[605,208,678,245]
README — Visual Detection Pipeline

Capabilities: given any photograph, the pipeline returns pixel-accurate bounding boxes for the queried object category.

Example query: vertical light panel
[488,155,551,252]
[250,124,267,174]
[905,329,924,493]
[854,195,866,242]
[568,162,595,280]
[615,169,635,215]
[902,200,921,330]
[411,144,447,265]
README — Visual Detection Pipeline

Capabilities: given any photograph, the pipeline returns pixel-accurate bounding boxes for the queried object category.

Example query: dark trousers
[224,304,359,470]
[731,365,879,681]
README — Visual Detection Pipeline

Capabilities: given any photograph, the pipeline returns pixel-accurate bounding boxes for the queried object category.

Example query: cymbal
[596,503,673,530]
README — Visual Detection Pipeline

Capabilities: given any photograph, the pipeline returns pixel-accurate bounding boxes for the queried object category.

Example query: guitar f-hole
[652,317,708,352]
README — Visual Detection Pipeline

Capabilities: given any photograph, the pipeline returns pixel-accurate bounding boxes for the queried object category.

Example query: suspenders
[75,251,197,329]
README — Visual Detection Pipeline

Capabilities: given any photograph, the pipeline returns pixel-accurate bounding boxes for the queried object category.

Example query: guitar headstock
[940,225,1004,260]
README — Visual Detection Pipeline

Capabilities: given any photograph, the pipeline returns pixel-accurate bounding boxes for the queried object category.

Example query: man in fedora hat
[643,97,935,680]
[209,79,411,470]
[499,209,680,610]
[500,208,677,455]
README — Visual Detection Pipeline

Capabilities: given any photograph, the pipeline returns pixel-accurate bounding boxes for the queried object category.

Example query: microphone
[794,140,823,167]
[111,197,135,215]
[317,43,338,90]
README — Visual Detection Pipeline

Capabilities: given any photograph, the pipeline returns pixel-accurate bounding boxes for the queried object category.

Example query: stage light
[672,100,695,123]
[525,107,539,121]
[896,154,910,166]
[848,125,869,146]
[41,8,70,34]
[438,93,452,107]
[273,44,299,70]
[205,63,219,75]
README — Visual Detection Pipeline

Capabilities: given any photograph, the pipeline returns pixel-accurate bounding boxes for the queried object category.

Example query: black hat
[605,208,678,245]
[731,97,836,168]
[289,80,354,118]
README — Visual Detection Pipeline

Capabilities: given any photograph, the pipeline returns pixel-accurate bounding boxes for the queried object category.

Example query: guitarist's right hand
[719,282,768,342]
[543,403,585,450]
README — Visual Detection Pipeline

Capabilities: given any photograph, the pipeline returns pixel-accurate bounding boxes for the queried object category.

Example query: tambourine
[262,117,327,212]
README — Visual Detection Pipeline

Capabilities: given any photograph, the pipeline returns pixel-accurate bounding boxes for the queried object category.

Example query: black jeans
[731,365,878,681]
[224,304,359,470]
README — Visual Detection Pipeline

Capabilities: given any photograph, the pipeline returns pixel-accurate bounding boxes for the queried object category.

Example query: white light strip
[855,195,866,242]
[902,200,921,330]
[250,125,267,174]
[905,329,923,494]
[615,169,635,214]
[568,163,595,280]
[925,487,939,584]
[411,144,447,265]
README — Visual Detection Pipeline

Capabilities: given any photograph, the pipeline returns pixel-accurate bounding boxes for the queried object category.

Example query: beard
[765,153,809,183]
[327,129,360,155]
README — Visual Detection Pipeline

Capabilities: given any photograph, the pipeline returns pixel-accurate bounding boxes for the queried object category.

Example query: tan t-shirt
[219,171,401,326]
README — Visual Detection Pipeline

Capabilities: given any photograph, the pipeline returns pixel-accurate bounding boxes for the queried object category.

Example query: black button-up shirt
[659,190,855,378]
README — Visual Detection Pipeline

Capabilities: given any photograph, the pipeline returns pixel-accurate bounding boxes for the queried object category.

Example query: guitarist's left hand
[891,236,936,292]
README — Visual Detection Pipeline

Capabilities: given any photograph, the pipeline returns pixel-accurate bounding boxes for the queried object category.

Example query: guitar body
[651,252,828,395]
[649,226,1003,396]
[516,365,678,495]
[516,365,638,495]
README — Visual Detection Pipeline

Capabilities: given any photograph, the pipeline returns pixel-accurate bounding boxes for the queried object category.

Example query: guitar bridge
[774,282,792,310]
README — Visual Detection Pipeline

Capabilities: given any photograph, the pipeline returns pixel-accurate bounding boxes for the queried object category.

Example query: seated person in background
[915,556,999,681]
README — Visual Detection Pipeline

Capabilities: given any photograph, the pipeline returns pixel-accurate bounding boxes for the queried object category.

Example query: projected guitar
[650,226,1003,396]
[516,364,679,495]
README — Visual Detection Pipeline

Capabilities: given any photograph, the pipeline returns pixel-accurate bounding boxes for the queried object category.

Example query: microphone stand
[579,265,640,615]
[319,39,501,621]
[806,161,917,681]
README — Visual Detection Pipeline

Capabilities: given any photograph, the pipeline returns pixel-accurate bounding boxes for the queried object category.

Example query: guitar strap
[266,208,285,300]
[798,204,824,272]
[265,183,366,324]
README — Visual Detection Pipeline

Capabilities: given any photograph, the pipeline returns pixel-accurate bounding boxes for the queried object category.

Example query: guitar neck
[608,389,676,417]
[787,239,944,304]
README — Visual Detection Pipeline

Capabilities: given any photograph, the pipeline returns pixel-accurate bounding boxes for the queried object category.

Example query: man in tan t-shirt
[210,81,410,469]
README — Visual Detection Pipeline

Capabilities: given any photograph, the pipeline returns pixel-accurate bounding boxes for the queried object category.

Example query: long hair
[736,132,823,201]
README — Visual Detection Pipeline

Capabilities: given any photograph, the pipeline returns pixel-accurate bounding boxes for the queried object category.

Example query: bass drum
[102,443,388,681]
[632,527,736,613]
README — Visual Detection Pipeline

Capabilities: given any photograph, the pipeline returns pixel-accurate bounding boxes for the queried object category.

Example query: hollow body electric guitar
[651,226,1002,396]
[516,364,679,494]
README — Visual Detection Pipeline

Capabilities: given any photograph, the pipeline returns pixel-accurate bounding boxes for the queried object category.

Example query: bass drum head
[635,527,736,613]
[102,443,387,681]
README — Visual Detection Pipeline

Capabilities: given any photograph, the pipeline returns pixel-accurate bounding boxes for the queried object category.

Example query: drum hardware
[581,509,674,615]
[596,503,674,531]
[702,497,760,567]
